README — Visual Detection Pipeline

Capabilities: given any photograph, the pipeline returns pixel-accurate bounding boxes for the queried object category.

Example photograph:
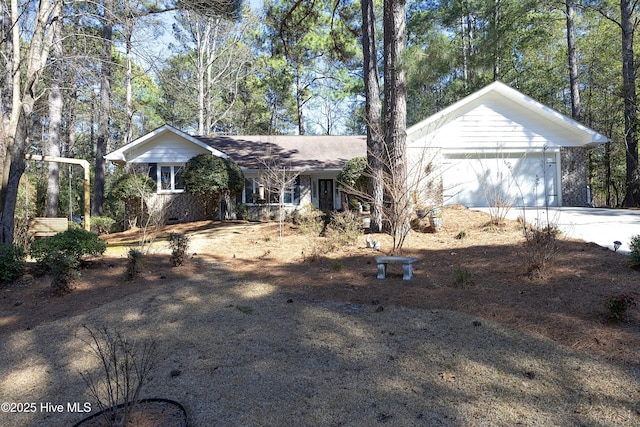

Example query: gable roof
[406,81,609,147]
[105,124,367,171]
[195,135,367,171]
[105,124,228,165]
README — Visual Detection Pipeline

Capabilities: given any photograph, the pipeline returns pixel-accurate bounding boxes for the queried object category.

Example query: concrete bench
[375,256,418,280]
[28,217,68,239]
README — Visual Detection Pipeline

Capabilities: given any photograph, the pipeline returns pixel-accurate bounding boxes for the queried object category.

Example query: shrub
[181,154,244,219]
[630,235,640,269]
[323,210,362,251]
[337,157,369,195]
[605,294,637,322]
[91,216,116,235]
[296,206,325,236]
[0,244,26,284]
[47,251,79,294]
[125,248,144,280]
[168,233,190,267]
[111,173,156,199]
[30,228,106,272]
[453,267,474,287]
[236,202,249,220]
[522,224,560,279]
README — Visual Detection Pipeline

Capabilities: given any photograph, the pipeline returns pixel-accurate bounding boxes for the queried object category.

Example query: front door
[318,179,334,211]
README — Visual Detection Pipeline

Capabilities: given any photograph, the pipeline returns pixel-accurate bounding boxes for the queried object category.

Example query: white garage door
[442,151,558,207]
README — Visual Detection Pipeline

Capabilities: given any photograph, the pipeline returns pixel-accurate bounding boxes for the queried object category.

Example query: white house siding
[124,132,211,164]
[423,95,583,151]
[407,92,592,208]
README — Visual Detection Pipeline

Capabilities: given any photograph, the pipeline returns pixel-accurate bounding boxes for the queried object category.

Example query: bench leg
[402,263,413,280]
[377,263,386,279]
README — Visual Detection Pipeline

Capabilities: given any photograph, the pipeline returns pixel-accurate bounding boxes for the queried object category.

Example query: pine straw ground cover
[0,206,639,426]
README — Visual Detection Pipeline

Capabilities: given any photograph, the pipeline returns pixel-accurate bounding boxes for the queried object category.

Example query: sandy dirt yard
[1,206,639,426]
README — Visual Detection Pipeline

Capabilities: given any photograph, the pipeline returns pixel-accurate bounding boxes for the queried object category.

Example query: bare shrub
[295,205,325,236]
[477,156,518,226]
[522,224,560,279]
[324,211,362,249]
[80,326,158,427]
[338,141,440,253]
[302,241,324,263]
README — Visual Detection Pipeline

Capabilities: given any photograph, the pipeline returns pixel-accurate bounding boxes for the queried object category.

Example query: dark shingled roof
[195,135,367,171]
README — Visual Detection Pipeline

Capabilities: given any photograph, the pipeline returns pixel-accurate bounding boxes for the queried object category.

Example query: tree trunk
[361,0,383,232]
[93,0,114,217]
[383,0,408,248]
[295,72,305,135]
[566,0,581,121]
[125,19,134,145]
[195,15,208,134]
[46,7,63,217]
[0,0,14,190]
[492,0,500,81]
[621,0,640,207]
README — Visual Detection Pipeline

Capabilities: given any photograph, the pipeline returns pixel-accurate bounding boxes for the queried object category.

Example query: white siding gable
[125,132,212,163]
[407,81,608,150]
[105,125,227,165]
[409,92,584,150]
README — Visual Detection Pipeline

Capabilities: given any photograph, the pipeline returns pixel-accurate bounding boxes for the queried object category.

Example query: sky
[130,0,264,73]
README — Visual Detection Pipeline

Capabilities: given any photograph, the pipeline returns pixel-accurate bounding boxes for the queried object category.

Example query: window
[157,164,184,193]
[244,178,260,203]
[243,177,299,205]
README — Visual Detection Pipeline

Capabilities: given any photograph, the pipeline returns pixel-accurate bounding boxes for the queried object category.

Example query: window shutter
[294,176,301,204]
[148,163,157,182]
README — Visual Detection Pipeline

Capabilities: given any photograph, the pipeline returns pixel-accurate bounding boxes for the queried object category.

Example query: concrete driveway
[473,207,640,254]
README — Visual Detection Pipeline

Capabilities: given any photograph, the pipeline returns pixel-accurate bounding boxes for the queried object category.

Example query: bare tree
[0,0,62,244]
[173,10,249,134]
[339,144,440,253]
[383,0,409,242]
[259,157,301,244]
